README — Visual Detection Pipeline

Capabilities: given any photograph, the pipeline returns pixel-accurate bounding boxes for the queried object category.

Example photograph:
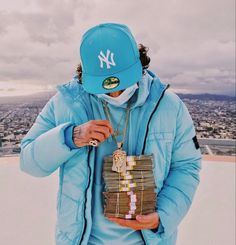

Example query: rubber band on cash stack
[103,154,157,219]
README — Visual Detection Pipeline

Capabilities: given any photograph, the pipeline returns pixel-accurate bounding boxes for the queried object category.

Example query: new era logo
[98,49,116,69]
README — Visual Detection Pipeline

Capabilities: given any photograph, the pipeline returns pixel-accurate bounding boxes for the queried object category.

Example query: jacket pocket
[145,132,174,190]
[146,132,173,160]
[61,149,89,201]
[147,132,174,141]
[57,193,84,242]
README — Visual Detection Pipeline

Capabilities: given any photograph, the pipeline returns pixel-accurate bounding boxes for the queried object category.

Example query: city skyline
[0,0,235,96]
[0,91,235,157]
[1,86,236,98]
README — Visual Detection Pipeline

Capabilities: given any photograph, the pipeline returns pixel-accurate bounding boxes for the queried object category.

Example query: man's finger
[136,213,158,223]
[93,125,111,139]
[93,120,114,134]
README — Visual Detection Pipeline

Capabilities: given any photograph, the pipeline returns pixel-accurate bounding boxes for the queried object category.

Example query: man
[20,23,202,245]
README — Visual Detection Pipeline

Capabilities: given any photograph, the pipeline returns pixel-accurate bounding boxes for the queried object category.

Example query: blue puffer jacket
[20,70,202,245]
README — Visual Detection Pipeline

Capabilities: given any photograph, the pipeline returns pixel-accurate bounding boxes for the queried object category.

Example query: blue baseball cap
[79,23,142,94]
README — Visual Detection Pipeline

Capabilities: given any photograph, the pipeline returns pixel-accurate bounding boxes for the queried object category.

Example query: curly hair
[76,43,151,82]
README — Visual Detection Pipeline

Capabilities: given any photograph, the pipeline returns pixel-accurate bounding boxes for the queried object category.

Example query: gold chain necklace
[113,110,125,136]
[102,99,132,173]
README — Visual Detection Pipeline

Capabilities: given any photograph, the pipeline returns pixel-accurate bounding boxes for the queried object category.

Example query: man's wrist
[64,124,78,149]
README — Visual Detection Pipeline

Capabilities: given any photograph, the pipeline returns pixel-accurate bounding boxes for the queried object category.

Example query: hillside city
[0,93,235,156]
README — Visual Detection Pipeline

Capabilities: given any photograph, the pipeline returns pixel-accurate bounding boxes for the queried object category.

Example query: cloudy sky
[0,0,235,96]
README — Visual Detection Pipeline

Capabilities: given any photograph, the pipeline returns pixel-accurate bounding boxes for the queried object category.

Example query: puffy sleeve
[20,96,83,177]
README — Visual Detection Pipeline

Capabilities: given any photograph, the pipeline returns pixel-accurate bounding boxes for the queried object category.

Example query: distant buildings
[0,100,45,156]
[0,95,235,156]
[183,98,235,140]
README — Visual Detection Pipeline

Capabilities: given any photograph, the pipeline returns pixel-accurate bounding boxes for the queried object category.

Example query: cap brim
[82,60,142,94]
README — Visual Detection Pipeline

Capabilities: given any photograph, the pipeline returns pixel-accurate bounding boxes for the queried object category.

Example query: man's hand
[106,212,160,231]
[73,120,114,147]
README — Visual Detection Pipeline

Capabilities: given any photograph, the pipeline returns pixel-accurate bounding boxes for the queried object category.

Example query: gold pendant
[112,148,127,173]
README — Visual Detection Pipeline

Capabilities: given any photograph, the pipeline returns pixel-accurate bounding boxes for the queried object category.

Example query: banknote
[104,209,156,220]
[105,184,156,192]
[103,163,153,171]
[103,171,154,180]
[103,190,156,197]
[103,154,154,163]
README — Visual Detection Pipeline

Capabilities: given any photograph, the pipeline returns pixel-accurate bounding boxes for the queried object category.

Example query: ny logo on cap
[98,49,116,69]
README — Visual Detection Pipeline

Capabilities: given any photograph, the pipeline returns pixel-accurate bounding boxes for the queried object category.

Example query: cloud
[0,0,235,95]
[151,39,235,95]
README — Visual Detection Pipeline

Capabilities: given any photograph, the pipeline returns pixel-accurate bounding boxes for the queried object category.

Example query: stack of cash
[102,154,157,219]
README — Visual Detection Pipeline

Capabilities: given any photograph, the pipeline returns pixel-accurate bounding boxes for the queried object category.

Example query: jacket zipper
[128,109,132,154]
[141,84,170,155]
[139,84,170,245]
[77,146,93,245]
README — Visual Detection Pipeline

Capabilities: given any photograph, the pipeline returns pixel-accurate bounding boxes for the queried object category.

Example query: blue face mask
[96,83,139,106]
